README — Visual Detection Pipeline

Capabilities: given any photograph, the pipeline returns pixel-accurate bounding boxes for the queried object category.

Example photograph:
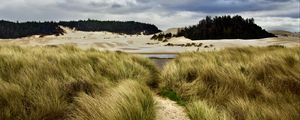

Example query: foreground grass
[0,45,158,120]
[70,80,154,120]
[160,47,300,120]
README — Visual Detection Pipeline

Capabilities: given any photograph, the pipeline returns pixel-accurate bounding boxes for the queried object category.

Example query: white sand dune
[1,27,299,53]
[163,28,182,35]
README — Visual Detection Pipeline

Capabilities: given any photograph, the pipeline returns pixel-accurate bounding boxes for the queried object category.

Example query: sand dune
[1,27,299,53]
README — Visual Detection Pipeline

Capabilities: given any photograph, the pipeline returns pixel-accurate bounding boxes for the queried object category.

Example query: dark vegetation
[0,20,161,39]
[59,20,161,35]
[159,88,186,106]
[164,43,206,48]
[178,15,276,40]
[152,15,276,40]
[0,20,64,39]
[151,33,173,42]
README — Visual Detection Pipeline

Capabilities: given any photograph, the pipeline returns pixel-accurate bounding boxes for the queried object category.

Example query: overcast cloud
[0,0,299,31]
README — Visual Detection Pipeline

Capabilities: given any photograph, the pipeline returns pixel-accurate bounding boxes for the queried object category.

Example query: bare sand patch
[112,42,128,46]
[103,42,116,48]
[155,96,190,120]
[120,48,140,50]
[127,40,134,44]
[93,42,107,48]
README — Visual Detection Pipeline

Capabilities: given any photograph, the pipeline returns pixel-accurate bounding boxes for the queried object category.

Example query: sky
[0,0,299,32]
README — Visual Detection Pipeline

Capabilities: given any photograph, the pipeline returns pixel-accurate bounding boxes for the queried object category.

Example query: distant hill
[0,20,161,39]
[152,15,276,41]
[270,30,300,38]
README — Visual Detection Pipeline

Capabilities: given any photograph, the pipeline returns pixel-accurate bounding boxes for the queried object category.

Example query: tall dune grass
[160,47,300,120]
[70,80,155,120]
[0,45,157,120]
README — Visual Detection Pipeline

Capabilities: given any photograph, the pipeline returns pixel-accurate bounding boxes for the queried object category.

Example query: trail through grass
[1,45,299,120]
[154,96,190,120]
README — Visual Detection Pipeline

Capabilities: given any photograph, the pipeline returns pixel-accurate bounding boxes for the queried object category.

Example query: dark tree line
[0,20,63,39]
[176,15,276,40]
[0,20,161,39]
[59,20,161,35]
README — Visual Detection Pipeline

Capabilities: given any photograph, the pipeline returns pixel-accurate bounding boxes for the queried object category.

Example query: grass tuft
[159,88,186,106]
[70,80,155,120]
[0,45,157,120]
[160,47,300,120]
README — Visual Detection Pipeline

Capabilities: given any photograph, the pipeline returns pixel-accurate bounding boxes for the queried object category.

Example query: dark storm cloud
[52,0,152,14]
[139,0,297,15]
[266,0,294,2]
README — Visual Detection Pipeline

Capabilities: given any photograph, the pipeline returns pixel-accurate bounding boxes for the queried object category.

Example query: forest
[152,15,276,40]
[59,20,160,35]
[177,15,276,40]
[0,20,63,39]
[0,20,161,39]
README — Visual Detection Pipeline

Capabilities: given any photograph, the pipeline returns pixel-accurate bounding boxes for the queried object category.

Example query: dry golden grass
[1,44,300,120]
[160,46,300,120]
[70,80,155,120]
[0,45,158,120]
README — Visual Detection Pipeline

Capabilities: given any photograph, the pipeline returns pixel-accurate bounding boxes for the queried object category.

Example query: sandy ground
[155,96,190,120]
[0,27,299,53]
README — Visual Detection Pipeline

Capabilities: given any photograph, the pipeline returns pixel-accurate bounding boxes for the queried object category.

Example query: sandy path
[154,96,190,120]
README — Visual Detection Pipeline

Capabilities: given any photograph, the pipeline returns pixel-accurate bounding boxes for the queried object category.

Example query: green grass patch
[159,88,187,106]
